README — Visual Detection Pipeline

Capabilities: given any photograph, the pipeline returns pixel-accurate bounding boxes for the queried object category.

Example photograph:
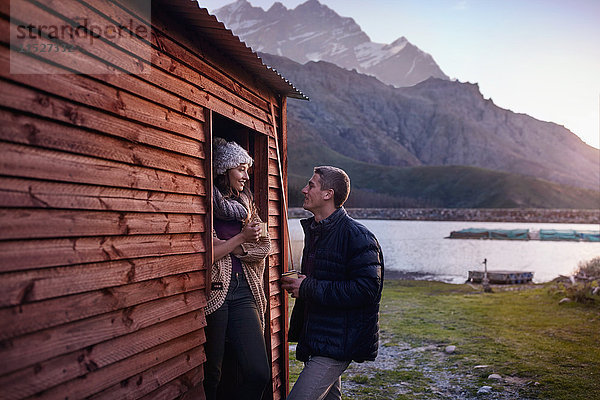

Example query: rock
[444,345,456,354]
[592,287,599,296]
[488,373,502,380]
[477,386,493,394]
[559,297,572,305]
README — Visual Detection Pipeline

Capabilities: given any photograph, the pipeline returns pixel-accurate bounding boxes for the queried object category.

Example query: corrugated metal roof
[158,0,308,100]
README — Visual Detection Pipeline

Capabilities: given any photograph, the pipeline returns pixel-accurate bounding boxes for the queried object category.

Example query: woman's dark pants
[203,272,270,400]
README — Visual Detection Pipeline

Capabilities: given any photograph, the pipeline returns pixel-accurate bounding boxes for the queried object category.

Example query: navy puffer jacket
[289,207,384,362]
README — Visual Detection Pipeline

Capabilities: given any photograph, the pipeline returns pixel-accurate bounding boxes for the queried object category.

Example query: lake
[288,219,600,283]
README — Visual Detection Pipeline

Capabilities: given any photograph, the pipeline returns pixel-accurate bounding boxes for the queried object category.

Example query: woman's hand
[213,221,261,262]
[241,221,260,243]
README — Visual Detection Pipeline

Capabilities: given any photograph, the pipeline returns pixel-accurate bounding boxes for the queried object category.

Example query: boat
[540,229,600,242]
[468,270,534,284]
[448,228,529,240]
[449,228,599,242]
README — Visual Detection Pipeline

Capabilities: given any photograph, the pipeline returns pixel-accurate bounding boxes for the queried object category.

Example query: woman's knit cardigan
[205,214,271,331]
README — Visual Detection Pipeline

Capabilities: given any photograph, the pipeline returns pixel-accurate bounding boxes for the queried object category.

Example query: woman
[203,137,271,400]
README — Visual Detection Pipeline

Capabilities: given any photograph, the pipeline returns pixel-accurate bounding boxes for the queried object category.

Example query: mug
[258,221,268,238]
[281,270,299,279]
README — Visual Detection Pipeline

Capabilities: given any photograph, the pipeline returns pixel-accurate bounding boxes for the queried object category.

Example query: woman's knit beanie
[213,137,253,175]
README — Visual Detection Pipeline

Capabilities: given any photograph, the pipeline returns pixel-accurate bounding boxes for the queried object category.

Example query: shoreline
[383,271,546,290]
[384,270,449,281]
[289,207,599,224]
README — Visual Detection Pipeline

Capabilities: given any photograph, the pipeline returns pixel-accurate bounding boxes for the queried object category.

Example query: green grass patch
[288,280,600,399]
[380,280,600,399]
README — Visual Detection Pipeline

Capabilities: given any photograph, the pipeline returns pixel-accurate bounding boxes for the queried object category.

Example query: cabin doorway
[209,113,271,400]
[211,113,269,222]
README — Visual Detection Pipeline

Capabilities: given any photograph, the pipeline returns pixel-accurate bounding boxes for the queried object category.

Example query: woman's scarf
[212,185,253,222]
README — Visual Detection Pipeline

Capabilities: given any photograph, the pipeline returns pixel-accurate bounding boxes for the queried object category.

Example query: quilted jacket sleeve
[299,232,383,308]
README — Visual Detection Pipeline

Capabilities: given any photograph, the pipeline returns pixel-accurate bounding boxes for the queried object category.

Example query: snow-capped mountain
[213,0,448,87]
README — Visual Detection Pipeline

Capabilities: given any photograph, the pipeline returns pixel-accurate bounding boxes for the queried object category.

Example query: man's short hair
[314,166,350,208]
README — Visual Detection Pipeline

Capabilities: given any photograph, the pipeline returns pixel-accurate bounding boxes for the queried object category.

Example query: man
[281,166,384,400]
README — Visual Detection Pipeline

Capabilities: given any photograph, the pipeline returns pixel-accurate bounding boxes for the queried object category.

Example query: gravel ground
[339,340,537,399]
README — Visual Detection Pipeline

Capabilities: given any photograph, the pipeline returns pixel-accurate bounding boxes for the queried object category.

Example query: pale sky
[200,0,600,149]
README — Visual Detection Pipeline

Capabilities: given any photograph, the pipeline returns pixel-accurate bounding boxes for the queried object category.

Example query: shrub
[575,256,600,278]
[549,257,600,305]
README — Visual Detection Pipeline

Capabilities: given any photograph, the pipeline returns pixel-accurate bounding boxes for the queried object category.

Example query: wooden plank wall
[266,125,289,400]
[0,0,289,399]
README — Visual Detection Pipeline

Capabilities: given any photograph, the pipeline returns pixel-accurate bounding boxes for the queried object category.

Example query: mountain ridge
[214,0,448,87]
[260,53,599,193]
[285,138,600,210]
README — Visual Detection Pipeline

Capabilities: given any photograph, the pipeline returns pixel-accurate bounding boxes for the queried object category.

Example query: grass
[288,280,600,399]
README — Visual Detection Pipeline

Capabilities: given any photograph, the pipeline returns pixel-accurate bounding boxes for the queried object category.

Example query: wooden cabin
[0,1,306,399]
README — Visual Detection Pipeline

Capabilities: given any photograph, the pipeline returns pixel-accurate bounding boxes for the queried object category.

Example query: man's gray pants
[287,356,351,400]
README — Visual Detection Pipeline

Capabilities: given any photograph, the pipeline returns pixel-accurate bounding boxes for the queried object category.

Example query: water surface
[289,219,599,283]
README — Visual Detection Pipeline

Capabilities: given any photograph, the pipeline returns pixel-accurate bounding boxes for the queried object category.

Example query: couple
[204,138,384,400]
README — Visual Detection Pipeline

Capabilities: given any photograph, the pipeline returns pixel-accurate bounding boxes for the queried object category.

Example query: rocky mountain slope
[260,53,599,193]
[208,1,599,208]
[214,0,448,87]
